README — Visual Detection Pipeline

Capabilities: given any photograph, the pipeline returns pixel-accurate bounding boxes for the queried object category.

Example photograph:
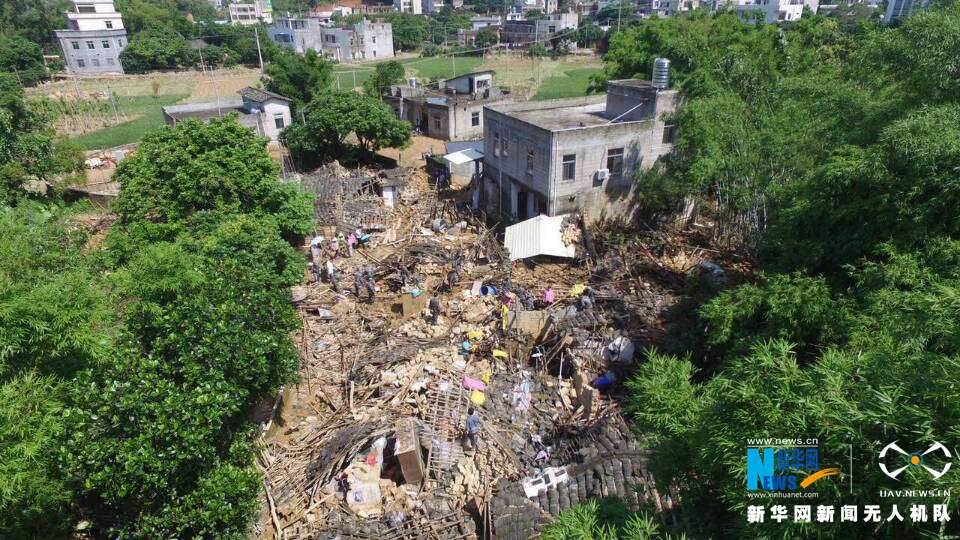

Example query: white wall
[260,99,292,141]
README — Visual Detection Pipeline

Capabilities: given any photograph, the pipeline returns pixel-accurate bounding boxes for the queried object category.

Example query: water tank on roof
[652,57,670,89]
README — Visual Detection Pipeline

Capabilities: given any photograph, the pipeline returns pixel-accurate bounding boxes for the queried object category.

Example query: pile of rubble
[256,170,692,539]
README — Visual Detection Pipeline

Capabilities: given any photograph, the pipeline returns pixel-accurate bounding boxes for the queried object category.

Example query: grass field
[40,53,603,150]
[532,67,605,101]
[401,55,484,81]
[72,94,188,150]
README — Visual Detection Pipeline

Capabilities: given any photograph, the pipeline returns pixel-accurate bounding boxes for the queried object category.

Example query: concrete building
[268,18,393,62]
[471,15,503,29]
[884,0,930,24]
[54,0,127,75]
[516,0,559,14]
[717,0,818,23]
[500,12,578,48]
[481,79,679,221]
[383,71,513,141]
[268,15,327,53]
[663,0,705,16]
[161,87,293,142]
[393,0,424,13]
[636,0,669,17]
[229,0,274,24]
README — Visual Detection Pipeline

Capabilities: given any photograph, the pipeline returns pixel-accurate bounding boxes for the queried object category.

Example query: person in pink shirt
[328,238,339,258]
[346,232,357,257]
[543,284,556,305]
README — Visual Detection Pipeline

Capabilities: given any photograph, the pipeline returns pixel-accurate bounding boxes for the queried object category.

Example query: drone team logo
[878,441,952,480]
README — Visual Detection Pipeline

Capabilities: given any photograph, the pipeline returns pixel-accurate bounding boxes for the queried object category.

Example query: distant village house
[161,87,293,142]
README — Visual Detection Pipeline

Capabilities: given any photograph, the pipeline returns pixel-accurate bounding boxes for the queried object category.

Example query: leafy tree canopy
[281,91,411,167]
[363,60,405,97]
[112,115,313,240]
[262,47,333,113]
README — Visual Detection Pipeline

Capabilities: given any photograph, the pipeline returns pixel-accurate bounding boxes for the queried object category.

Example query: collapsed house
[299,161,411,230]
[259,167,685,539]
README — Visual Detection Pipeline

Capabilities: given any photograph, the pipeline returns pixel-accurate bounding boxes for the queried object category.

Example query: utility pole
[198,45,206,75]
[617,1,622,33]
[107,84,120,124]
[254,26,264,73]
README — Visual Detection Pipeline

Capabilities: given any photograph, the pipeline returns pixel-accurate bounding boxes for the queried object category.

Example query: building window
[372,36,377,43]
[77,59,86,67]
[105,20,113,29]
[502,137,509,156]
[493,132,500,156]
[526,149,534,175]
[102,40,111,48]
[274,114,285,129]
[71,41,80,50]
[86,40,95,49]
[471,111,480,127]
[562,154,576,181]
[662,124,677,144]
[76,4,96,12]
[118,38,124,47]
[606,147,624,181]
[91,58,100,67]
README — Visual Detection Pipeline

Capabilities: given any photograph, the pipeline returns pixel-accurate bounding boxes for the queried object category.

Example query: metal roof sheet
[443,148,484,165]
[503,214,576,261]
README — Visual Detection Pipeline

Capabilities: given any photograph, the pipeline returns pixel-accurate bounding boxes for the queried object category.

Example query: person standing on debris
[326,259,341,293]
[310,236,323,265]
[543,284,555,305]
[579,286,595,310]
[329,236,340,258]
[353,269,364,298]
[465,408,482,451]
[346,231,357,257]
[363,265,376,302]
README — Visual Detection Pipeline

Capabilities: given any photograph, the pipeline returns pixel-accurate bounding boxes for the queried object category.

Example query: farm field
[532,66,604,101]
[71,94,188,150]
[31,53,602,150]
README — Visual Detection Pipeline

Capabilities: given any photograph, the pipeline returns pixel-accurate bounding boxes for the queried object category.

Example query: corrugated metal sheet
[443,148,484,165]
[503,214,576,261]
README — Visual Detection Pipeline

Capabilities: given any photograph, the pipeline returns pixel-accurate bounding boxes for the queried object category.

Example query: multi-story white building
[229,0,274,24]
[270,18,393,63]
[717,0,817,23]
[393,0,422,14]
[663,0,704,16]
[884,0,930,24]
[54,0,128,75]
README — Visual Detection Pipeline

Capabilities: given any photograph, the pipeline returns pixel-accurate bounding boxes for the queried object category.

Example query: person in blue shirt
[465,408,481,451]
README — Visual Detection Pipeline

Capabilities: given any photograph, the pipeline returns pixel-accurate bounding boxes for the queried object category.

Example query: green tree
[262,47,332,113]
[0,35,47,86]
[112,116,313,240]
[577,23,605,49]
[543,498,673,540]
[281,91,411,167]
[119,29,195,73]
[527,42,548,58]
[0,0,72,52]
[475,27,499,49]
[0,374,71,539]
[363,60,405,97]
